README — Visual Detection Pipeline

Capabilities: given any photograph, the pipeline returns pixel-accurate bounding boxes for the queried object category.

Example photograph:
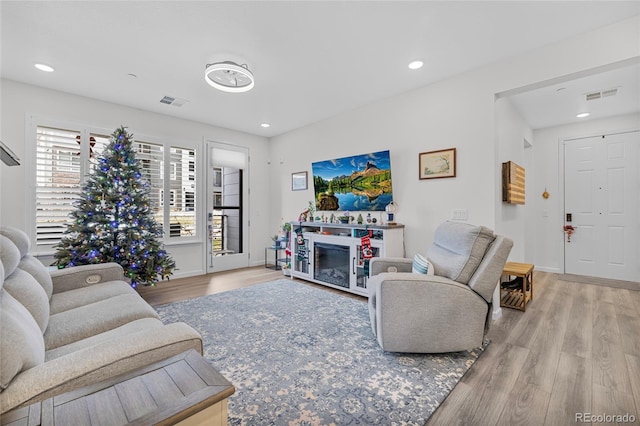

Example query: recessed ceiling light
[261,123,270,128]
[408,60,424,70]
[34,63,54,72]
[576,112,590,118]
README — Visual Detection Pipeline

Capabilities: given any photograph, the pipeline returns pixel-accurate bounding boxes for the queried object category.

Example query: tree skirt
[155,279,487,425]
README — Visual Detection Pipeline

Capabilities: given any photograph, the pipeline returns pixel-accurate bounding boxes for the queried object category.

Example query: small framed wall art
[419,148,456,180]
[291,171,308,191]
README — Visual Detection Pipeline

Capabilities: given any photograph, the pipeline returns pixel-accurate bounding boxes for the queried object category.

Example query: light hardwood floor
[139,268,640,425]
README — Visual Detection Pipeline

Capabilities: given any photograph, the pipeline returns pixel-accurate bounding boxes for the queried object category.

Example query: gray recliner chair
[368,221,513,353]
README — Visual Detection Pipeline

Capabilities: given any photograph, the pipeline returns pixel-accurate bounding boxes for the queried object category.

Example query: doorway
[563,130,639,282]
[206,142,249,272]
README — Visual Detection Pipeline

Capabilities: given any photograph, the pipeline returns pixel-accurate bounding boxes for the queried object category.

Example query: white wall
[0,79,271,277]
[531,112,640,273]
[495,97,533,262]
[270,73,497,257]
[270,17,639,259]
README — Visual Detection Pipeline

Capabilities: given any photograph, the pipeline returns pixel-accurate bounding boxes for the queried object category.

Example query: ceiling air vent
[585,87,618,101]
[159,96,188,107]
[585,92,601,101]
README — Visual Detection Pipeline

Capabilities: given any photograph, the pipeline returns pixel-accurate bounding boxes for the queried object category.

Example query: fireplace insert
[313,242,350,288]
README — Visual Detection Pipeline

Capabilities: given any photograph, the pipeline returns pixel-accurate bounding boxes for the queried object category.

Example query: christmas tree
[53,126,175,287]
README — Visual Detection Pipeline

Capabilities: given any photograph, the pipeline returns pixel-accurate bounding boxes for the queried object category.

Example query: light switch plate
[452,209,468,221]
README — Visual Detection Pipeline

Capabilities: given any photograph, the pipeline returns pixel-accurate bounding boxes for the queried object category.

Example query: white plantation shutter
[33,123,197,248]
[134,141,164,222]
[169,146,196,237]
[35,127,82,245]
[87,133,110,174]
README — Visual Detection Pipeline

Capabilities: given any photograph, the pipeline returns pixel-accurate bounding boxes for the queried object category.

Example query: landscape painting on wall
[312,150,393,211]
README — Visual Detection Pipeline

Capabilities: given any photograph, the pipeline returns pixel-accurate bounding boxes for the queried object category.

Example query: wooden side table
[500,261,534,312]
[1,350,234,426]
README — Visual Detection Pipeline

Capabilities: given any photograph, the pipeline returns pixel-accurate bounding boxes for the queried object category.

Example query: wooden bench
[500,261,534,312]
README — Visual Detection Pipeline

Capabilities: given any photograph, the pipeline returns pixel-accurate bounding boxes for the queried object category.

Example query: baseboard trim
[558,273,639,291]
[534,266,562,273]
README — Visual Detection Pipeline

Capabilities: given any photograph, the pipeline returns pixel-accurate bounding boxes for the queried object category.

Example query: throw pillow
[412,253,435,275]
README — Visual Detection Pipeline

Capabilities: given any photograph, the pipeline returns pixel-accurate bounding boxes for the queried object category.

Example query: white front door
[564,131,639,282]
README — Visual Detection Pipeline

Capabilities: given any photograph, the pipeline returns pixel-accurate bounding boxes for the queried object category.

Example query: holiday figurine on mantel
[52,126,175,287]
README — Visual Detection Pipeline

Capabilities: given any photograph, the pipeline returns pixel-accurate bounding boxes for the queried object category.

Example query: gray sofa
[368,221,513,353]
[0,227,203,414]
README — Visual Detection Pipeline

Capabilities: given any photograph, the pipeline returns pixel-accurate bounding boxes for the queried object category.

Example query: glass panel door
[206,142,249,272]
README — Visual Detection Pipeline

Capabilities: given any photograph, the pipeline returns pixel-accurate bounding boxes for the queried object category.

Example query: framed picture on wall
[419,148,456,179]
[291,171,308,191]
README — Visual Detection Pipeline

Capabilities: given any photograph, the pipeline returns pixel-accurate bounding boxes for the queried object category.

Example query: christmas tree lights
[53,126,175,287]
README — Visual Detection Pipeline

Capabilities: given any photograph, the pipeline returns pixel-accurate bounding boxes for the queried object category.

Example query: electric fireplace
[313,242,350,288]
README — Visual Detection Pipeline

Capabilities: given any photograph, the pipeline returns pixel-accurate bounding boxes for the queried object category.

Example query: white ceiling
[2,1,639,137]
[509,62,640,129]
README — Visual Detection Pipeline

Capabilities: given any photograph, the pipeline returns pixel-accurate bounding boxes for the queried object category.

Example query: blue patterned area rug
[155,279,486,425]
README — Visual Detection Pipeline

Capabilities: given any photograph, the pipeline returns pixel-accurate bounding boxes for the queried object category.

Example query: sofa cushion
[0,234,51,332]
[425,221,495,285]
[44,294,160,350]
[0,228,30,260]
[50,280,137,315]
[0,227,53,298]
[0,235,20,277]
[3,269,50,333]
[0,289,45,391]
[46,318,165,361]
[19,255,53,300]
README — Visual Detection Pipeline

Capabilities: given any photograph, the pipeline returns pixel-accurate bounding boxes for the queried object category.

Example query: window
[34,127,110,246]
[188,160,195,181]
[212,191,222,208]
[35,127,82,246]
[87,134,110,173]
[159,189,176,207]
[185,191,195,211]
[33,123,198,249]
[135,141,164,224]
[169,147,196,237]
[212,167,223,188]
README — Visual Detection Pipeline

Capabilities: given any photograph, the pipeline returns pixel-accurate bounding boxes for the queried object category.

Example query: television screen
[312,150,393,212]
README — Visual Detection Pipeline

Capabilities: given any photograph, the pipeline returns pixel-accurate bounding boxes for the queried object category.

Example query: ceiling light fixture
[576,112,590,118]
[205,61,255,93]
[261,123,270,128]
[35,63,54,72]
[408,60,424,70]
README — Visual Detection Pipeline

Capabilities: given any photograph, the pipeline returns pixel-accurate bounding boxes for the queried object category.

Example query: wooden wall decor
[502,161,525,204]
